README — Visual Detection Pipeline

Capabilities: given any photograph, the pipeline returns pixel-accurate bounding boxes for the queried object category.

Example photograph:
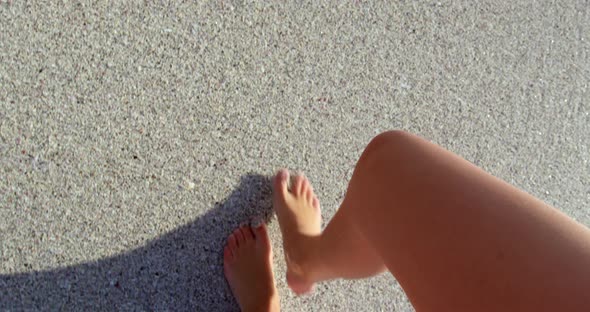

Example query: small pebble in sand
[186,181,195,190]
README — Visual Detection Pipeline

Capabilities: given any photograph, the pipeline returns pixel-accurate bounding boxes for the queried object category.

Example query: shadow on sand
[1,174,275,311]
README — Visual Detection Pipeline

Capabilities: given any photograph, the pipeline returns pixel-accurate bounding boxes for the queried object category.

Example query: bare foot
[272,169,322,295]
[223,224,280,312]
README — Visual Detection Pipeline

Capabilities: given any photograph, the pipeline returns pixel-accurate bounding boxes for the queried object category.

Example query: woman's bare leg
[273,130,590,311]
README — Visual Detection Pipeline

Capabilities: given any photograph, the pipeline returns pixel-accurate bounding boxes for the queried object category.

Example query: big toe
[273,169,290,196]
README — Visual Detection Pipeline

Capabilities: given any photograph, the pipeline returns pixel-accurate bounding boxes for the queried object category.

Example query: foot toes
[228,232,238,250]
[223,245,233,261]
[254,223,271,246]
[301,176,310,194]
[312,197,320,210]
[240,225,254,241]
[273,169,290,195]
[305,188,313,203]
[292,174,305,195]
[233,228,245,246]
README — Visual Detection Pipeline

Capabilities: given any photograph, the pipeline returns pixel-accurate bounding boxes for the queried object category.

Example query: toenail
[278,169,288,178]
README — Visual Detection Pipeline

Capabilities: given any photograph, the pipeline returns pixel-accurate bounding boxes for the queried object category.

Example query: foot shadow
[0,173,274,311]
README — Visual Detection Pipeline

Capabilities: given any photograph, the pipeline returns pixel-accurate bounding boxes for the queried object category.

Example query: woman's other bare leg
[273,130,590,311]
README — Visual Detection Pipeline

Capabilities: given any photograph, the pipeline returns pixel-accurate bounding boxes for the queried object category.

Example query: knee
[369,130,412,147]
[361,130,414,162]
[346,130,417,217]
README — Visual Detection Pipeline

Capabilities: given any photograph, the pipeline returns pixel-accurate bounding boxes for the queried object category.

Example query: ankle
[291,234,324,282]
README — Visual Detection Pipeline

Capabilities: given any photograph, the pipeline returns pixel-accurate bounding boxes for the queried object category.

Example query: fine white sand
[1,1,589,311]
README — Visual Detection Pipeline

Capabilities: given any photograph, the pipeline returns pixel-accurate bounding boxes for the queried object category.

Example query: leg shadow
[0,173,274,311]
